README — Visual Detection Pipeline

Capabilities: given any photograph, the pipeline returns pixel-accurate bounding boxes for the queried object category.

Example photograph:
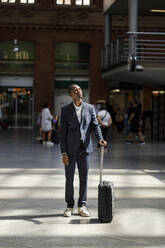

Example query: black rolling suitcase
[98,146,114,223]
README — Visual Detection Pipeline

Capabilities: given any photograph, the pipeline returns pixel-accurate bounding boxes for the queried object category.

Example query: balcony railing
[102,32,165,71]
[56,60,89,75]
[0,59,34,74]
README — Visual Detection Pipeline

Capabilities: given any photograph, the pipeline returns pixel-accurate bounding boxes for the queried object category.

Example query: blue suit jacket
[60,102,103,154]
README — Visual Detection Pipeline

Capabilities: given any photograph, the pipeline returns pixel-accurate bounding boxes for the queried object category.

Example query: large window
[20,0,35,3]
[56,42,90,74]
[0,0,16,3]
[0,0,35,3]
[56,0,90,5]
[75,0,90,5]
[0,41,34,74]
[56,0,71,5]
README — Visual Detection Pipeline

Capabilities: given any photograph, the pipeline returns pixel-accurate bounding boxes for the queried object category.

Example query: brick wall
[0,1,109,113]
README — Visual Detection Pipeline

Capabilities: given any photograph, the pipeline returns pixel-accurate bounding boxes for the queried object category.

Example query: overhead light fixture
[13,38,19,52]
[152,90,165,95]
[112,89,120,93]
[150,9,165,13]
[152,91,159,95]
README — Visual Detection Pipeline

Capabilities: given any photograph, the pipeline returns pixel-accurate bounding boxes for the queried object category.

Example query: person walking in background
[0,103,8,130]
[124,102,133,139]
[41,103,54,146]
[0,104,2,126]
[51,114,60,144]
[115,108,125,132]
[60,84,107,218]
[53,114,60,130]
[36,111,43,143]
[125,100,145,145]
[97,103,112,141]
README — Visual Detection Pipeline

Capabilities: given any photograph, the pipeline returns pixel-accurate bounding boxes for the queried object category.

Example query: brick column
[89,42,109,104]
[34,36,55,114]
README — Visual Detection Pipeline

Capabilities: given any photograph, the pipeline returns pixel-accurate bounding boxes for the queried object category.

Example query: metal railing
[56,60,89,75]
[102,32,165,71]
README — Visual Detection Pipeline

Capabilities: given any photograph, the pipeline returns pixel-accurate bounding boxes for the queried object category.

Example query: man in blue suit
[60,84,107,217]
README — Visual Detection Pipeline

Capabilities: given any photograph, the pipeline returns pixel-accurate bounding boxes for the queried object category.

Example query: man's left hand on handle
[99,140,107,147]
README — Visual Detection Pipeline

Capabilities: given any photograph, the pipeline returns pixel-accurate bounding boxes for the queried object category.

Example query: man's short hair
[68,84,80,94]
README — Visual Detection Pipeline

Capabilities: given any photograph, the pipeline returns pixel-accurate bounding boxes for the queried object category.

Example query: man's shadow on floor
[0,214,101,225]
[0,214,62,225]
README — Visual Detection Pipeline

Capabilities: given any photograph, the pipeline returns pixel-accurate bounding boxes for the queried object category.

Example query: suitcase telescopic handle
[100,145,104,184]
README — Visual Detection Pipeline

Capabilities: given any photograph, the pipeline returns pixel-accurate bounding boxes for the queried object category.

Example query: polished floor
[0,128,165,248]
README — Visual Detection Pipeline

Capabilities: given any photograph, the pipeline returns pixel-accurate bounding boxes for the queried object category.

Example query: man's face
[70,85,83,100]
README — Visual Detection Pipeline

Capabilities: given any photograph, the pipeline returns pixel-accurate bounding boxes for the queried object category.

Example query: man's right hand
[62,153,70,166]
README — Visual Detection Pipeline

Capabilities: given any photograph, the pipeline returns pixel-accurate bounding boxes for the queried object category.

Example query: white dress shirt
[73,102,82,123]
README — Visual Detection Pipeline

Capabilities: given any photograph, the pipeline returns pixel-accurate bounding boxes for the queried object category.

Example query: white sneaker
[78,206,90,217]
[46,141,54,146]
[138,141,146,145]
[42,141,47,145]
[63,208,73,217]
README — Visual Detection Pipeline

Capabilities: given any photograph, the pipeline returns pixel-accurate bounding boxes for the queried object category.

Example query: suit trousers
[64,144,89,208]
